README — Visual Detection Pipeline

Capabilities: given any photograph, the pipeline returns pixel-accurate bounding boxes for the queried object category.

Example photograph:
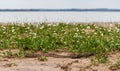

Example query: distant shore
[1,8,120,12]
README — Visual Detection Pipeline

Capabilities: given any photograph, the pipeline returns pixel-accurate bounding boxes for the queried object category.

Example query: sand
[0,51,120,71]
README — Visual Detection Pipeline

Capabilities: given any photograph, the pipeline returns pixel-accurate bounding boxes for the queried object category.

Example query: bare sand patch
[0,51,119,71]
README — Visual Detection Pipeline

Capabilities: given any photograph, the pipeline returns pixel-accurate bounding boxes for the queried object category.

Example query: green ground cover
[0,23,120,62]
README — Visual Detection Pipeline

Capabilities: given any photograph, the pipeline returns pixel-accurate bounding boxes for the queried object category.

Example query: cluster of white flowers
[1,25,6,31]
[94,25,99,29]
[26,26,30,30]
[77,40,80,43]
[87,36,90,38]
[107,28,112,32]
[40,26,44,29]
[53,31,56,33]
[100,33,104,36]
[76,28,79,32]
[64,31,67,35]
[3,31,6,34]
[47,23,52,26]
[63,41,67,44]
[0,39,3,42]
[25,31,28,33]
[53,32,57,35]
[99,31,104,36]
[115,27,120,33]
[52,24,57,27]
[94,32,97,35]
[21,24,25,27]
[86,26,90,29]
[32,33,37,38]
[73,33,79,38]
[81,28,85,32]
[81,31,85,34]
[28,32,36,38]
[11,27,15,33]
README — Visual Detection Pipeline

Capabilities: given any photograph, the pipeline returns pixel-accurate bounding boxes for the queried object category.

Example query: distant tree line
[0,8,120,12]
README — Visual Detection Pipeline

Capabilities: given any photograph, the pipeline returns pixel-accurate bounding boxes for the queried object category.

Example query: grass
[0,23,120,62]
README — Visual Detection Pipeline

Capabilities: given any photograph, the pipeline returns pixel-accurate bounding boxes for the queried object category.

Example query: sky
[0,0,120,9]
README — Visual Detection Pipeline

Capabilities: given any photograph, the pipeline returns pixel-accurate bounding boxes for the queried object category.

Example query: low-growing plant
[15,49,26,58]
[3,50,14,58]
[3,63,17,67]
[0,23,119,61]
[38,55,47,61]
[109,60,120,70]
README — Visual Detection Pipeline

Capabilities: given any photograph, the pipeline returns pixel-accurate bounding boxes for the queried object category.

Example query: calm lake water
[0,12,120,23]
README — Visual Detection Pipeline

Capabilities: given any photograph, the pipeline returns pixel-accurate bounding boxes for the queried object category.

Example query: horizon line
[0,8,120,9]
[0,8,120,12]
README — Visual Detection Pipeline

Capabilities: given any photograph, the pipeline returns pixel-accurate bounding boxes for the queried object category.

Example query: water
[0,12,120,23]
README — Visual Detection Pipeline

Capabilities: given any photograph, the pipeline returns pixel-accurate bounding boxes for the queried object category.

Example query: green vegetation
[38,55,48,61]
[109,60,120,70]
[3,63,17,67]
[0,23,120,62]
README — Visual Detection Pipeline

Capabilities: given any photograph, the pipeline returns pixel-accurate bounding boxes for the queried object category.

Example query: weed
[15,49,26,58]
[3,50,14,58]
[38,56,47,61]
[109,60,120,70]
[3,63,17,67]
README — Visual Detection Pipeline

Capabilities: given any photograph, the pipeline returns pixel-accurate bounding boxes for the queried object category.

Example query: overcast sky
[0,0,120,9]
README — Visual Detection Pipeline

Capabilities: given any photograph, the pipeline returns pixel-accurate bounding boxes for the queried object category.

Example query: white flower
[73,33,78,38]
[3,31,6,34]
[108,29,111,32]
[76,29,79,32]
[115,27,120,32]
[94,32,97,35]
[87,36,90,38]
[77,40,79,43]
[86,26,90,29]
[53,24,56,27]
[33,36,36,38]
[25,31,28,33]
[12,29,15,32]
[116,29,120,32]
[101,33,103,36]
[32,33,37,38]
[81,31,85,34]
[33,33,37,36]
[3,27,6,29]
[40,26,44,29]
[76,28,79,32]
[64,41,67,44]
[12,27,14,29]
[82,29,85,31]
[1,26,6,30]
[27,27,30,29]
